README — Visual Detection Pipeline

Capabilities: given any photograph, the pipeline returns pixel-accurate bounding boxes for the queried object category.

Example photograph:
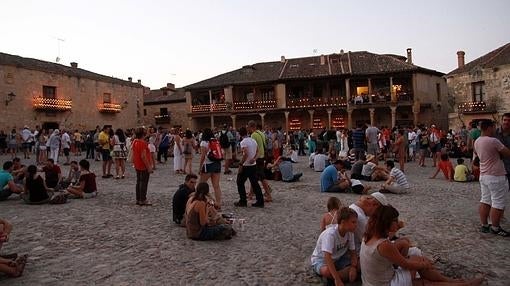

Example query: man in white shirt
[407,128,417,161]
[21,126,33,159]
[235,127,263,208]
[61,130,72,165]
[313,149,328,172]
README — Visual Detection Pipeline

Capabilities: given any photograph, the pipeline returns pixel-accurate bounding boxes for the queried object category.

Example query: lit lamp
[5,92,15,105]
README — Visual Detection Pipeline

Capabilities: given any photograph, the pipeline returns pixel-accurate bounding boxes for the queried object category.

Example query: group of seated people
[172,175,235,241]
[429,154,480,182]
[0,158,97,204]
[312,193,483,286]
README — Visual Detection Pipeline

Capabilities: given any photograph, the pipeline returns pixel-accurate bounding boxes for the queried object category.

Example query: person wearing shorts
[474,120,510,237]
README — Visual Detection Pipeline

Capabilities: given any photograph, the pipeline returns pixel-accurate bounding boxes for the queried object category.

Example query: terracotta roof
[144,88,186,105]
[447,42,510,76]
[185,50,443,90]
[0,52,142,88]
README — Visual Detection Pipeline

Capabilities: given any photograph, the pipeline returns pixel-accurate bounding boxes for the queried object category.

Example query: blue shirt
[279,160,294,181]
[352,128,365,149]
[0,170,13,189]
[320,165,338,192]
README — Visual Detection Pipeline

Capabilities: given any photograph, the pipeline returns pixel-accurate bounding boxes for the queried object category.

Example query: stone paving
[0,154,508,285]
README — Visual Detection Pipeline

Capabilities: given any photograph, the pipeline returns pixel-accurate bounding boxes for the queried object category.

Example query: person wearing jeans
[235,127,263,208]
[131,127,153,206]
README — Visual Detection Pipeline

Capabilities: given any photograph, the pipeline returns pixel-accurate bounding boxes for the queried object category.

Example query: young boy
[429,153,454,181]
[454,158,473,182]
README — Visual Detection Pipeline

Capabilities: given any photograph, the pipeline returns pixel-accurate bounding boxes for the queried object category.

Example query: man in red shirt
[41,159,62,189]
[131,127,153,206]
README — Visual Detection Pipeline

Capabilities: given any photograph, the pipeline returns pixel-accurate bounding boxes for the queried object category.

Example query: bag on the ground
[49,193,68,204]
[219,132,230,149]
[207,139,224,161]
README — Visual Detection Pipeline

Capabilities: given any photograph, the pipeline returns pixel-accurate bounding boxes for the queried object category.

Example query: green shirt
[469,128,481,141]
[251,130,266,159]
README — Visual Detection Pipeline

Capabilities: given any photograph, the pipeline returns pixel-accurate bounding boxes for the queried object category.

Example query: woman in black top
[23,165,53,204]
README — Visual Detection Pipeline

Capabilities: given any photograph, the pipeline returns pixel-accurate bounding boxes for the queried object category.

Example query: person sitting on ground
[311,207,359,285]
[274,156,303,182]
[454,158,474,182]
[11,158,26,185]
[429,153,454,181]
[287,145,298,163]
[360,205,483,286]
[185,182,235,240]
[64,159,97,199]
[363,155,389,181]
[0,218,28,278]
[471,157,480,181]
[350,154,366,180]
[40,159,62,190]
[320,197,342,231]
[320,160,352,193]
[380,160,410,194]
[309,150,317,169]
[172,174,197,225]
[22,165,53,204]
[0,161,23,201]
[60,161,81,189]
[313,148,328,172]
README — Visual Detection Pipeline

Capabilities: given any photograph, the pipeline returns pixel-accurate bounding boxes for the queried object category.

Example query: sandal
[139,201,153,206]
[9,254,27,278]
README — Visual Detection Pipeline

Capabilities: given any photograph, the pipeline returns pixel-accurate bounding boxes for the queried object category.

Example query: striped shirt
[352,128,365,149]
[390,168,409,189]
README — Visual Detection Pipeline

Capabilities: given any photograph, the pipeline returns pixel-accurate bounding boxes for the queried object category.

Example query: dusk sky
[2,0,509,89]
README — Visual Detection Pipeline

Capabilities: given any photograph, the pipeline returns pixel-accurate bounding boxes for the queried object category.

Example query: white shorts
[149,143,156,153]
[391,267,413,286]
[479,175,509,210]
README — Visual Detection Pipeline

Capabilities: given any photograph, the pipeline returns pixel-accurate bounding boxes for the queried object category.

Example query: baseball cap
[370,192,388,206]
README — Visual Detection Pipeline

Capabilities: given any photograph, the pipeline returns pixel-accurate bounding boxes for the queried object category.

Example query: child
[454,158,473,182]
[311,207,358,285]
[320,197,341,231]
[471,157,480,181]
[429,153,453,181]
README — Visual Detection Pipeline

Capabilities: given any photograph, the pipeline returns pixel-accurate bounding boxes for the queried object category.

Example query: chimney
[457,51,465,68]
[280,56,285,62]
[128,77,132,82]
[70,62,78,68]
[406,48,412,64]
[137,79,142,84]
[320,54,325,65]
[166,83,175,90]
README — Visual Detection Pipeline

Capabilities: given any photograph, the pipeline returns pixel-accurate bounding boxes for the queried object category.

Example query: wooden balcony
[191,103,229,113]
[98,102,121,113]
[458,101,497,114]
[154,114,171,124]
[33,97,72,112]
[287,96,347,108]
[233,100,277,110]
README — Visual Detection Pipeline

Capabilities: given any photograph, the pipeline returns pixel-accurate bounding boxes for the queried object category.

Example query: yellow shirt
[250,130,266,159]
[98,131,110,150]
[454,164,468,182]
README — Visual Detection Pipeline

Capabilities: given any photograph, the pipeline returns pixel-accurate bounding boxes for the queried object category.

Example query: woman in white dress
[340,129,349,157]
[173,130,184,174]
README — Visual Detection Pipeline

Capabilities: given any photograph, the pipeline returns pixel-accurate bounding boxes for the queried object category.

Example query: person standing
[365,124,379,157]
[48,129,61,163]
[235,127,264,207]
[496,113,510,186]
[198,128,222,209]
[474,120,510,237]
[20,126,33,159]
[132,127,153,206]
[61,130,71,165]
[249,121,273,202]
[173,130,184,174]
[98,126,113,178]
[352,123,365,160]
[112,129,127,179]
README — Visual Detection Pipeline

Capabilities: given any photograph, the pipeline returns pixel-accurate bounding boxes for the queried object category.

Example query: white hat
[370,192,388,206]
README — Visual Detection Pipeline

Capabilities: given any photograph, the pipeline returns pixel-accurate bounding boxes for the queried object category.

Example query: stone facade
[142,85,190,129]
[446,43,510,130]
[0,53,144,132]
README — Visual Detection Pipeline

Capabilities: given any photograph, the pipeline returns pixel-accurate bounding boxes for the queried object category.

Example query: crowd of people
[1,113,509,282]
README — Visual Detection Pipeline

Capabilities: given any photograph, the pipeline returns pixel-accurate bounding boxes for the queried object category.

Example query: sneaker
[480,225,491,233]
[234,201,247,207]
[490,226,510,237]
[251,202,264,208]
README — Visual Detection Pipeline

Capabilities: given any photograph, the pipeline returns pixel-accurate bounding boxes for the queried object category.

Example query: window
[160,108,168,115]
[43,86,56,99]
[472,82,485,102]
[103,93,111,103]
[436,83,441,102]
[143,109,147,116]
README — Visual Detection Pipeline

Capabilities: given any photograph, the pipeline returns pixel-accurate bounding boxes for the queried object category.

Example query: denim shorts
[202,161,221,174]
[312,252,351,275]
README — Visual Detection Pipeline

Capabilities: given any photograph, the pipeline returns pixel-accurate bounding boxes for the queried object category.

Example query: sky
[2,0,509,89]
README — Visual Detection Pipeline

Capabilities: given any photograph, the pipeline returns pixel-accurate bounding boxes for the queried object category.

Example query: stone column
[284,111,290,134]
[259,113,266,127]
[230,115,237,129]
[347,109,353,129]
[345,78,351,102]
[327,108,333,129]
[308,110,315,129]
[369,108,375,126]
[210,115,215,129]
[275,83,287,108]
[390,106,397,128]
[389,77,396,103]
[368,78,373,103]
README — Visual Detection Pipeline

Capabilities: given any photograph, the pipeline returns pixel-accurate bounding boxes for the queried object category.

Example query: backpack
[219,132,230,149]
[207,139,224,161]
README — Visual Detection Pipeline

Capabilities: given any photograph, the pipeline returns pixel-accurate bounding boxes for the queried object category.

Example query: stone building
[184,48,447,132]
[0,52,144,132]
[142,83,189,129]
[446,42,510,130]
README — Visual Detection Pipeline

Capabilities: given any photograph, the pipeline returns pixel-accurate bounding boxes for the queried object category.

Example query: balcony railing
[458,101,496,114]
[287,96,347,108]
[155,114,171,124]
[33,97,72,111]
[98,102,121,113]
[191,103,228,112]
[233,99,277,110]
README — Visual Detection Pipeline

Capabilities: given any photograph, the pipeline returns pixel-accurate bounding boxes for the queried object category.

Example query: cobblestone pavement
[0,154,508,285]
